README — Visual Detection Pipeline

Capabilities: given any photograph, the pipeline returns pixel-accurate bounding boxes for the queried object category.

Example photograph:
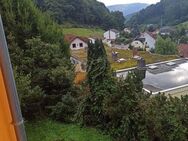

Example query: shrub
[50,93,77,122]
[14,70,44,119]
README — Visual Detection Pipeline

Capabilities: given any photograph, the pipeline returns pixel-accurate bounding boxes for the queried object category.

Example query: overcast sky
[97,0,160,6]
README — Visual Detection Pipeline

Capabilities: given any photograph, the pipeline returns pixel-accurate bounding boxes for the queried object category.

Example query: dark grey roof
[116,58,188,93]
[143,59,188,92]
[135,38,146,43]
[160,26,176,33]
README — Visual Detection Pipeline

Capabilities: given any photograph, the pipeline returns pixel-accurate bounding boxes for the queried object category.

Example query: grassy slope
[176,21,188,29]
[71,47,178,70]
[63,28,104,38]
[26,119,112,141]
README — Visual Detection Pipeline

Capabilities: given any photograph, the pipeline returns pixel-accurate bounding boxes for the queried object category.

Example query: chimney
[133,47,139,57]
[136,57,146,80]
[137,57,146,68]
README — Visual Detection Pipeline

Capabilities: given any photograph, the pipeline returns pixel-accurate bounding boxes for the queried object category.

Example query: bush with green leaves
[21,37,75,116]
[50,93,77,123]
[103,72,147,140]
[14,69,44,119]
[1,0,74,120]
[155,36,177,55]
[103,72,188,141]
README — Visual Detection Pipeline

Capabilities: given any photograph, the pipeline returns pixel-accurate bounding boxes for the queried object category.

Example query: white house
[131,39,145,49]
[139,32,156,50]
[124,28,131,34]
[88,37,96,44]
[65,34,88,50]
[103,29,120,41]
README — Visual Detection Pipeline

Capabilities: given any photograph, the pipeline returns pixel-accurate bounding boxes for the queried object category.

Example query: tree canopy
[1,0,188,140]
[35,0,125,30]
[0,0,74,118]
[155,36,177,55]
[128,0,188,26]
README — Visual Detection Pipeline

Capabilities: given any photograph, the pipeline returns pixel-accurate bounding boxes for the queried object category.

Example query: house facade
[131,40,144,49]
[64,34,88,50]
[131,38,146,49]
[103,29,120,41]
[139,32,156,50]
[88,37,96,44]
[124,28,131,34]
[70,38,88,50]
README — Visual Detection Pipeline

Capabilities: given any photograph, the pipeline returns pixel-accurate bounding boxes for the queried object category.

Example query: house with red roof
[64,34,89,50]
[178,44,188,58]
[139,32,157,50]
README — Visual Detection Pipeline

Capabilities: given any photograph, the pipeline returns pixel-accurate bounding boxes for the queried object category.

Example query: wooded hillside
[35,0,125,29]
[128,0,188,26]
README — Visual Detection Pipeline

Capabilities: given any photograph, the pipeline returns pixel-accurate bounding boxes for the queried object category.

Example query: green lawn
[106,47,178,70]
[26,119,113,141]
[63,28,104,38]
[71,47,178,70]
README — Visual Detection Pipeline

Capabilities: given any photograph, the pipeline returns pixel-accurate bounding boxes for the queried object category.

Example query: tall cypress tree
[87,39,110,91]
[80,39,114,126]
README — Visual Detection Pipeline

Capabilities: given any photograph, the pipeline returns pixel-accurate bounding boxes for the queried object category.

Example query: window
[72,44,76,48]
[80,43,83,47]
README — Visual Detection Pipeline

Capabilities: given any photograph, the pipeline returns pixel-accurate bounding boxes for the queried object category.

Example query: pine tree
[87,39,110,91]
[79,39,115,127]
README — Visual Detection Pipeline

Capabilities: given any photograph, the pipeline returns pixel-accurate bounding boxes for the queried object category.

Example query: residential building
[116,58,188,98]
[103,29,120,41]
[139,32,156,50]
[178,44,188,58]
[88,37,96,44]
[131,38,146,49]
[160,26,175,36]
[124,28,131,34]
[64,34,89,50]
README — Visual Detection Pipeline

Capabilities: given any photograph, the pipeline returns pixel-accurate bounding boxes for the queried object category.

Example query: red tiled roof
[64,34,89,44]
[178,44,188,58]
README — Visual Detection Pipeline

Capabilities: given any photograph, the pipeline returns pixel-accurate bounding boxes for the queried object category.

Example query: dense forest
[34,0,125,29]
[128,0,188,26]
